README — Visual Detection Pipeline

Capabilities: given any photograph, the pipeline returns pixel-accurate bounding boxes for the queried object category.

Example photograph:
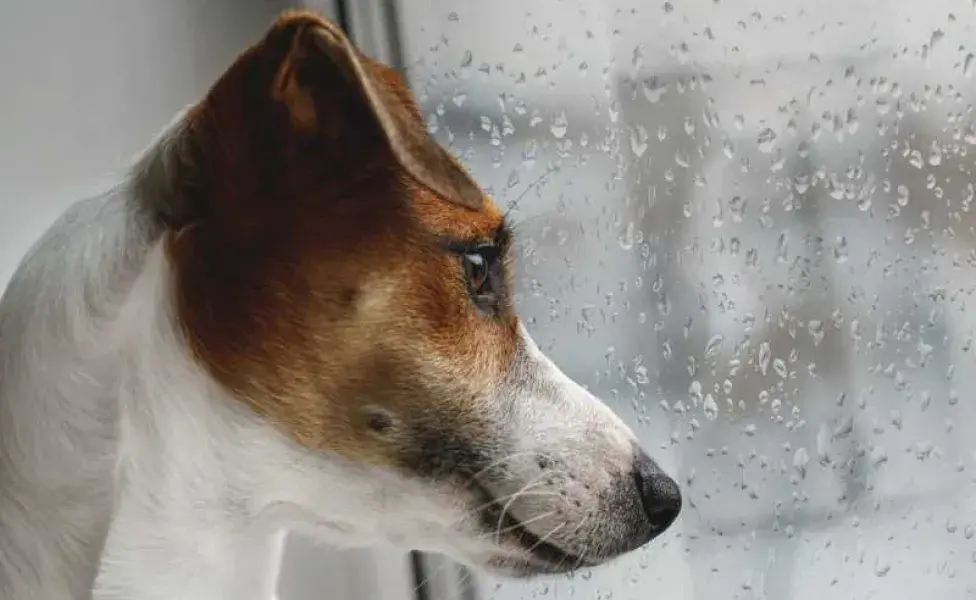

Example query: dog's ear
[140,12,484,235]
[268,13,483,210]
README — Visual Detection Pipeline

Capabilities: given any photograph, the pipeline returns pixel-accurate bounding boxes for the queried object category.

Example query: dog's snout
[633,451,681,532]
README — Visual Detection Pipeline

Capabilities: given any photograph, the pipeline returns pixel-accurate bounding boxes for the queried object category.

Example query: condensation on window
[395,1,976,598]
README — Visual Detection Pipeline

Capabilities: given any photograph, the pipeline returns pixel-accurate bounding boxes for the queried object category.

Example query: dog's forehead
[361,60,503,240]
[408,186,505,242]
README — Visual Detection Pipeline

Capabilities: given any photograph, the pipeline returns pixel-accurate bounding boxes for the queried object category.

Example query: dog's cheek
[395,417,503,481]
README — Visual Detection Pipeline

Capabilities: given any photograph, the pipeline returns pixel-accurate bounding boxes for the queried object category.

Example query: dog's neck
[92,226,391,599]
[0,133,395,599]
[2,114,431,600]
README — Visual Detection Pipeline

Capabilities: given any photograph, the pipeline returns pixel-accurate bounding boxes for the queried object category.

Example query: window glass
[395,1,976,597]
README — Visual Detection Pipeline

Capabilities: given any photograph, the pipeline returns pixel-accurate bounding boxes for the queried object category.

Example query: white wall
[0,0,280,283]
[0,2,415,599]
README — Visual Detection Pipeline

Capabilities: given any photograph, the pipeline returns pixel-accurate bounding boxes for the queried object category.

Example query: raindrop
[618,222,636,251]
[729,195,745,222]
[833,236,849,263]
[703,394,719,420]
[506,170,519,189]
[874,559,891,577]
[890,410,903,430]
[746,247,758,267]
[833,417,854,439]
[869,446,888,467]
[641,77,667,103]
[758,341,771,376]
[705,334,724,358]
[793,447,810,479]
[674,150,690,168]
[808,320,825,345]
[550,111,568,139]
[723,139,736,159]
[630,124,649,157]
[896,185,910,206]
[521,139,538,167]
[928,140,944,166]
[815,425,832,466]
[773,358,788,379]
[757,128,777,153]
[776,232,788,262]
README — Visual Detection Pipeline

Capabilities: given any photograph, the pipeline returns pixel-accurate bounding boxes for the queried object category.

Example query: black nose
[633,451,682,532]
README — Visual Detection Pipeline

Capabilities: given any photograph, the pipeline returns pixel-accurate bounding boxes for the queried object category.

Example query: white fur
[0,116,657,599]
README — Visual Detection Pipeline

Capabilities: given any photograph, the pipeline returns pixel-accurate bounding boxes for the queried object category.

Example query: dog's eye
[461,247,500,313]
[463,252,489,291]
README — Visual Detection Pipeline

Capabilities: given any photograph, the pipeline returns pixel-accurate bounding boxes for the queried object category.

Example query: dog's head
[166,11,679,576]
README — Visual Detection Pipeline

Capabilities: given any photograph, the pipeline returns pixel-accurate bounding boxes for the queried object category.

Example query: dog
[0,11,681,600]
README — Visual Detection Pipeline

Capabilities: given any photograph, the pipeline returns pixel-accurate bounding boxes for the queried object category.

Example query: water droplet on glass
[773,358,788,379]
[757,128,777,153]
[705,334,724,358]
[703,394,719,420]
[630,124,649,157]
[618,222,636,251]
[896,185,910,206]
[506,170,520,189]
[890,410,903,430]
[833,236,849,263]
[674,150,690,168]
[793,447,810,479]
[928,140,943,166]
[776,232,788,262]
[641,77,667,103]
[816,424,832,465]
[874,559,891,577]
[550,110,568,139]
[460,50,473,79]
[808,320,825,345]
[756,341,770,376]
[869,446,888,467]
[722,139,735,159]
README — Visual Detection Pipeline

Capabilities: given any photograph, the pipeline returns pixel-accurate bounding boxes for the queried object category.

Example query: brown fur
[167,11,518,467]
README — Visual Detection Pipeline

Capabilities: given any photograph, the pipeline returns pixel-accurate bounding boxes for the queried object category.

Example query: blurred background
[3,0,975,598]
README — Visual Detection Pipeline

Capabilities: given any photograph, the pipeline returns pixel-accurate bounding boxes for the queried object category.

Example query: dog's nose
[633,451,682,532]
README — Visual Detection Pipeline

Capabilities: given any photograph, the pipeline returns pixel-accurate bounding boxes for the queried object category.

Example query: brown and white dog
[0,11,680,600]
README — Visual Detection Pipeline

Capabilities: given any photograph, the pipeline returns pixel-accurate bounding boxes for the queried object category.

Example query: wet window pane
[395,1,976,597]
